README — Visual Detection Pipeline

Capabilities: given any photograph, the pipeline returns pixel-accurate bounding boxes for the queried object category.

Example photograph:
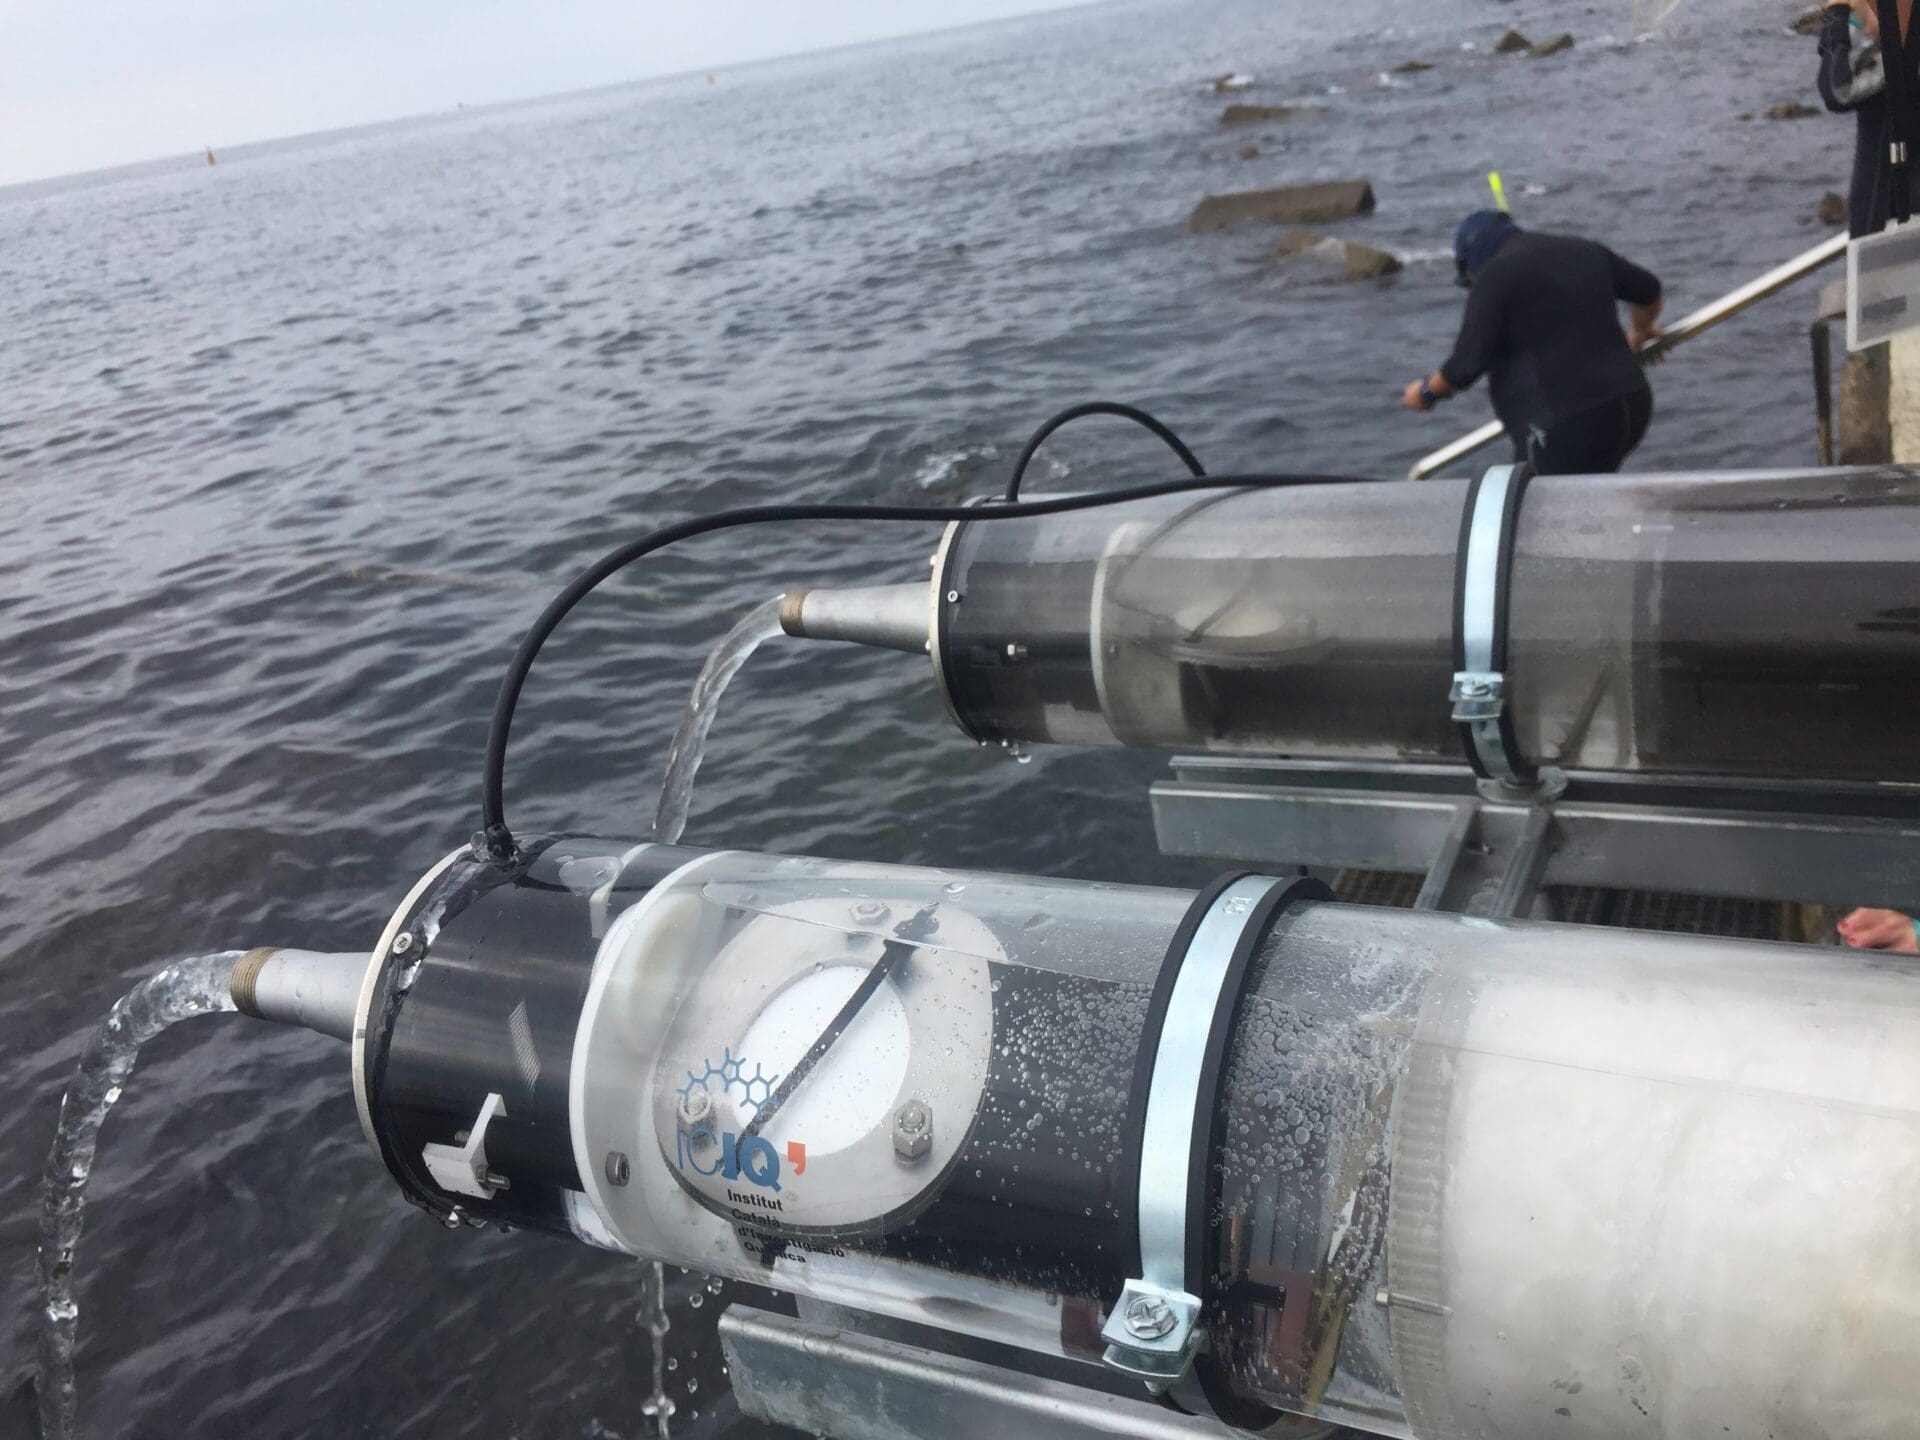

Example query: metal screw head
[945,590,960,603]
[605,1150,631,1187]
[850,899,889,925]
[1123,1293,1177,1340]
[679,1088,713,1125]
[390,932,414,955]
[893,1099,932,1159]
[1004,642,1027,661]
[1459,678,1491,699]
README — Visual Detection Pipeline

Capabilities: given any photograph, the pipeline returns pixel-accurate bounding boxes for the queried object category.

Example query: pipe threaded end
[230,946,281,1018]
[778,590,810,637]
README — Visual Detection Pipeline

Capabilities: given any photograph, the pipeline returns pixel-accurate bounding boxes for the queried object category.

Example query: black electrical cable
[479,471,1368,860]
[1002,401,1204,501]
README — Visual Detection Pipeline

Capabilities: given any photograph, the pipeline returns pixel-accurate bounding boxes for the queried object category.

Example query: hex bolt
[1123,1293,1177,1341]
[1459,678,1492,699]
[390,932,414,955]
[679,1088,713,1126]
[893,1099,932,1160]
[851,899,889,926]
[605,1150,631,1187]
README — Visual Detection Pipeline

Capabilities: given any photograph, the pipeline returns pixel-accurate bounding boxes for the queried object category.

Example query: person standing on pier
[1817,0,1920,237]
[1402,210,1664,475]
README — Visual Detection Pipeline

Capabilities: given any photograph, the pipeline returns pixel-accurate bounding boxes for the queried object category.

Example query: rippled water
[0,0,1846,1434]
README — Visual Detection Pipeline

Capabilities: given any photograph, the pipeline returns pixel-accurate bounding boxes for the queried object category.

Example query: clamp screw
[893,1099,932,1159]
[390,933,414,955]
[605,1150,631,1187]
[1459,679,1492,699]
[1123,1293,1177,1340]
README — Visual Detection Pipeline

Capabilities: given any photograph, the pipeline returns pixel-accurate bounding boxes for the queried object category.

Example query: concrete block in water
[1274,228,1402,280]
[1818,191,1848,226]
[1766,101,1820,120]
[1494,29,1532,53]
[1220,103,1320,126]
[1189,180,1376,232]
[1528,34,1574,58]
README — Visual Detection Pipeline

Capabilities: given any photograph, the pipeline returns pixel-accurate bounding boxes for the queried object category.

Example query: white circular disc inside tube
[586,885,997,1240]
[739,965,912,1157]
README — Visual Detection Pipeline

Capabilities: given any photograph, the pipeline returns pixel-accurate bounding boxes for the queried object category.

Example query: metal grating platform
[1333,869,1835,944]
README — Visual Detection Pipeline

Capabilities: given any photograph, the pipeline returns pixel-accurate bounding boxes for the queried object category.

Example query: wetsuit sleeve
[1605,249,1662,306]
[1820,8,1885,111]
[1439,280,1501,392]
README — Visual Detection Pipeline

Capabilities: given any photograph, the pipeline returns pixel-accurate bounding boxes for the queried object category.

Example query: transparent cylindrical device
[359,838,1920,1438]
[928,468,1920,782]
[571,846,1189,1358]
[1208,903,1920,1438]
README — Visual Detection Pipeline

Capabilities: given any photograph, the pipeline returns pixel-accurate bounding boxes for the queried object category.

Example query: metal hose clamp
[1104,872,1331,1391]
[1451,462,1538,788]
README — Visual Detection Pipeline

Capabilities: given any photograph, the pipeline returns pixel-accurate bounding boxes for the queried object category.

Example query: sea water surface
[0,0,1850,1434]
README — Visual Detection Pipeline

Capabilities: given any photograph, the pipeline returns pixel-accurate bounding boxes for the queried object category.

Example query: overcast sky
[1,1,1088,187]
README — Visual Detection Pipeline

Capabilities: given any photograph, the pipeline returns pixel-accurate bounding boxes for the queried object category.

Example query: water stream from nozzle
[638,596,787,1435]
[35,951,243,1440]
[639,1260,675,1438]
[651,595,786,846]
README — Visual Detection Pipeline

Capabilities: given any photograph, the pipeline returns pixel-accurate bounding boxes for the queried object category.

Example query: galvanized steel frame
[1151,755,1920,916]
[721,1307,1267,1440]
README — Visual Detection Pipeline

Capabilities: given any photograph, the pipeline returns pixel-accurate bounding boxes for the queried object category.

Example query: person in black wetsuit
[1818,0,1919,237]
[1402,211,1664,475]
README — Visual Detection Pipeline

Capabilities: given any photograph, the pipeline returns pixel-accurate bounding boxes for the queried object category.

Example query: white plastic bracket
[422,1091,511,1199]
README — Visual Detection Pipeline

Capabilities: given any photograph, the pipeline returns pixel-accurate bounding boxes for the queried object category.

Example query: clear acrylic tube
[933,469,1920,782]
[364,841,1920,1437]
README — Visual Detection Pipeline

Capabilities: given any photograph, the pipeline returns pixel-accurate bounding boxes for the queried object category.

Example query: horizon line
[0,0,1108,194]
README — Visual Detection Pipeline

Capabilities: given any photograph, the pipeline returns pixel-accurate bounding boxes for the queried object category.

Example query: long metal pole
[1407,231,1851,480]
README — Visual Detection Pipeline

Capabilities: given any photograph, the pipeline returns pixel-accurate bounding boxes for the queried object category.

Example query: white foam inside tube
[1404,957,1920,1439]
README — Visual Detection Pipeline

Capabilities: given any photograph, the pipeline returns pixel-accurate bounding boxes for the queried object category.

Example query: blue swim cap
[1454,209,1519,283]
